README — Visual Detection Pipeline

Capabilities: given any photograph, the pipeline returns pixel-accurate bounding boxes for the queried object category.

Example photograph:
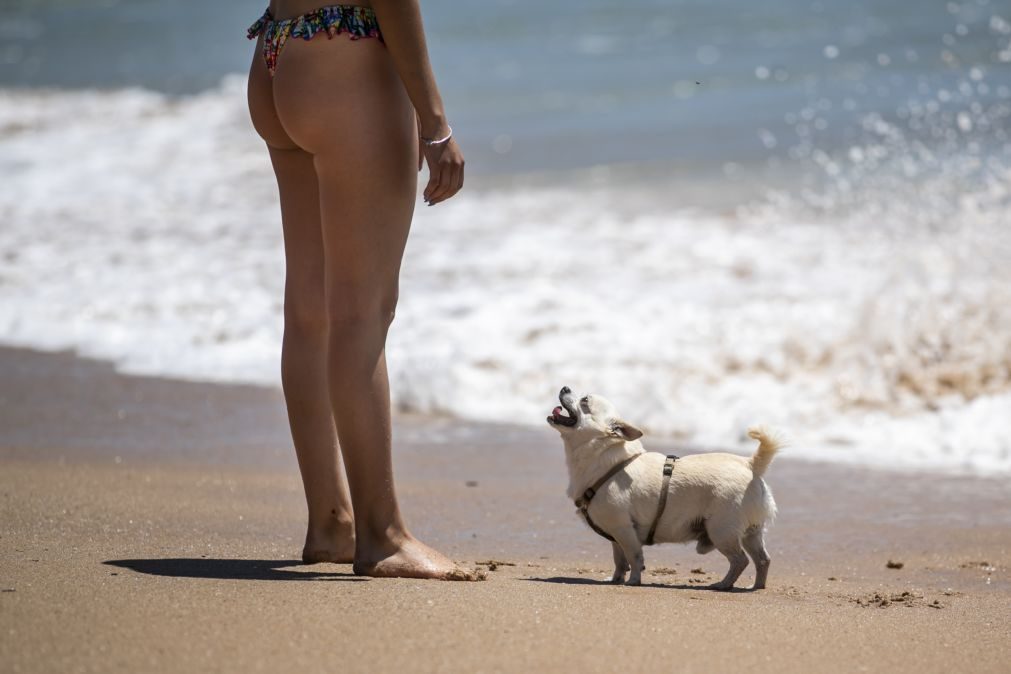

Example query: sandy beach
[4,0,1010,670]
[1,346,1008,673]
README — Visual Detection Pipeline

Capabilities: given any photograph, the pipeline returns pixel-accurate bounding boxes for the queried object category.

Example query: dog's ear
[609,420,643,441]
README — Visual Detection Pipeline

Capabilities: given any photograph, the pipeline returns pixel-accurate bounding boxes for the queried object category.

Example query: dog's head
[546,386,643,449]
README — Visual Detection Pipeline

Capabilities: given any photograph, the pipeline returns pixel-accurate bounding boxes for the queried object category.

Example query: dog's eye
[580,396,590,407]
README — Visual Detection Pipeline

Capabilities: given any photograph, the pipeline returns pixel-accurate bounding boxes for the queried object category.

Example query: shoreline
[3,345,1009,478]
[2,346,1009,672]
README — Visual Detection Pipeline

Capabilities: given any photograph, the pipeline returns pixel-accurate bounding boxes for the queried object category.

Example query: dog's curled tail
[747,426,785,478]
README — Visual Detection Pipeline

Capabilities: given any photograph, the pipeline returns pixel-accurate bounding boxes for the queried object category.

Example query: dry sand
[1,347,1008,673]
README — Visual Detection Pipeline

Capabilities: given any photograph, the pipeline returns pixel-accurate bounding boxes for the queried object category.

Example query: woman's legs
[310,114,467,579]
[272,146,357,563]
[249,46,356,563]
[252,32,472,579]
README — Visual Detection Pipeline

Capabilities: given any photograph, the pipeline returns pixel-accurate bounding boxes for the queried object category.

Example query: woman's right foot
[301,517,356,564]
[302,545,354,564]
[353,535,484,581]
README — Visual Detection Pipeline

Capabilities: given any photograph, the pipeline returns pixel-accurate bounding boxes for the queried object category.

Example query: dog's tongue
[552,406,563,417]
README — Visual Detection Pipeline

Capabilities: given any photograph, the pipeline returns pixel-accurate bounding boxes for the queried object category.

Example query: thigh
[271,36,418,301]
[248,41,325,307]
[269,146,326,315]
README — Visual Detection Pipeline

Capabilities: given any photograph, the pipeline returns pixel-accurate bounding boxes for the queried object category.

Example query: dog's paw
[708,582,734,591]
[609,574,626,584]
[625,577,642,586]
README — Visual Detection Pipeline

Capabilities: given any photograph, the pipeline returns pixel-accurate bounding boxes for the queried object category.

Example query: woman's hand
[370,0,461,205]
[421,136,464,206]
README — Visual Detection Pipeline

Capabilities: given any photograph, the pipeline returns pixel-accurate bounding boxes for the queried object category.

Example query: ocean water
[1,1,1010,474]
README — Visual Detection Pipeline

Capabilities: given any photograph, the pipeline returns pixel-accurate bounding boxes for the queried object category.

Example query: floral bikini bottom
[247,5,383,76]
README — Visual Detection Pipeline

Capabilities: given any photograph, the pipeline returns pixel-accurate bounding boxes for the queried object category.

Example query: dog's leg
[708,532,749,591]
[610,542,629,584]
[742,525,771,590]
[612,529,645,586]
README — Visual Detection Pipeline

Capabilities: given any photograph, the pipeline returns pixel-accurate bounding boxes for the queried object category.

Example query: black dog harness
[574,453,678,546]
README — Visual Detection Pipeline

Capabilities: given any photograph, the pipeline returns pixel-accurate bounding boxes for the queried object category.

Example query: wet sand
[1,347,1008,673]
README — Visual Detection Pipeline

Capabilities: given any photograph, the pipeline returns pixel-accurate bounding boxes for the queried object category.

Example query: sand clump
[651,567,678,576]
[959,560,996,572]
[449,567,487,581]
[851,591,944,609]
[476,560,517,572]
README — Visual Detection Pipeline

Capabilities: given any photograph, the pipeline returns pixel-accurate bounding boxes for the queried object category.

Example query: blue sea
[1,0,1010,474]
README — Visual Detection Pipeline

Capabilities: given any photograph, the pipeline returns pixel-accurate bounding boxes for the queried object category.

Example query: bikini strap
[247,8,273,40]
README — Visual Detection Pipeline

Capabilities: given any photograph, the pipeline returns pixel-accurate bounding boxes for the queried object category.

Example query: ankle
[307,509,355,540]
[354,518,411,552]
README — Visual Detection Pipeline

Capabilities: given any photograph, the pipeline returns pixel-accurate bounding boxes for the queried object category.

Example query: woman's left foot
[353,535,485,580]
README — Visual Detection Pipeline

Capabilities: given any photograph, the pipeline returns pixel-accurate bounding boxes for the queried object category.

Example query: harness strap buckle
[645,455,679,546]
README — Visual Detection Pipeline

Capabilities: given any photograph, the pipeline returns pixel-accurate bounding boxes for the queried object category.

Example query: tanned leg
[248,43,355,564]
[269,32,476,580]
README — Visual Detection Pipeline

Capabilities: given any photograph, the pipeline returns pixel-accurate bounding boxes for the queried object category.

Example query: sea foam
[1,77,1009,475]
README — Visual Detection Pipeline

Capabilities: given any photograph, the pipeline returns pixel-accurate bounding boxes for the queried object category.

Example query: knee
[284,291,328,338]
[326,291,398,340]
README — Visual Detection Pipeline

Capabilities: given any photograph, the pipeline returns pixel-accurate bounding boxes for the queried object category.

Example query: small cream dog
[547,387,782,590]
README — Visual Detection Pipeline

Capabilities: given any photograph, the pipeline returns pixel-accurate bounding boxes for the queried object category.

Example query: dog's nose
[560,386,571,396]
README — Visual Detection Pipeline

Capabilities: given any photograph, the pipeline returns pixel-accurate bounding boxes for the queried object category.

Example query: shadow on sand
[524,576,757,592]
[103,558,365,582]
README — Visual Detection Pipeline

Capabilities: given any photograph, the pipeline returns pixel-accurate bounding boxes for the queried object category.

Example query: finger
[437,164,462,204]
[429,161,455,205]
[423,161,440,203]
[426,164,449,204]
[436,163,455,202]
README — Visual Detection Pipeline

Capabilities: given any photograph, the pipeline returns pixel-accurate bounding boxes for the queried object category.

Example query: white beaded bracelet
[421,125,453,146]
